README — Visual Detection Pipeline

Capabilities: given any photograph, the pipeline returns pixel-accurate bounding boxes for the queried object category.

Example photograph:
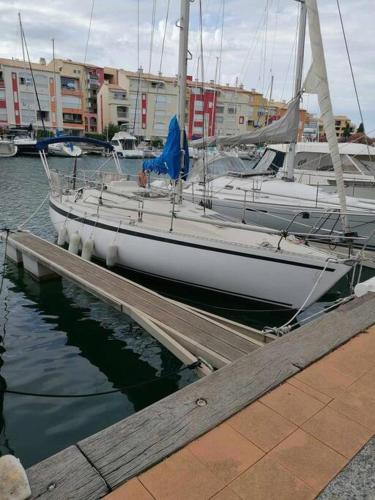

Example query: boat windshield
[189,153,253,181]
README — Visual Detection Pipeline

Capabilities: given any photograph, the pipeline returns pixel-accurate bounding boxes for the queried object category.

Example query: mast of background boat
[285,0,307,181]
[18,12,37,136]
[176,0,190,203]
[52,38,58,135]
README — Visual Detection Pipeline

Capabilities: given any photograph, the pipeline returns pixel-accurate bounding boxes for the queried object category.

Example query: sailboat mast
[177,0,190,200]
[286,0,307,181]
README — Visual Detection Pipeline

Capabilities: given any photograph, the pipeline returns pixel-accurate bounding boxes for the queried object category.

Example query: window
[194,100,204,111]
[63,113,83,124]
[61,77,79,90]
[216,115,224,123]
[37,110,50,121]
[227,107,236,114]
[34,74,49,89]
[111,91,127,100]
[62,95,82,109]
[21,109,35,123]
[19,73,33,86]
[216,106,224,114]
[0,90,5,100]
[0,108,8,121]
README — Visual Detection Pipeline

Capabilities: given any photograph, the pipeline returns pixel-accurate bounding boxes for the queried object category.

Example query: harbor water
[0,155,373,468]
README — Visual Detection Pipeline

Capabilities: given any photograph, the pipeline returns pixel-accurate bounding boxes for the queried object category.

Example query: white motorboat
[0,139,17,158]
[48,141,82,158]
[111,131,144,159]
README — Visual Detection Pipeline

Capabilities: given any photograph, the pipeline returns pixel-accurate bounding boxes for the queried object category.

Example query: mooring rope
[1,361,200,398]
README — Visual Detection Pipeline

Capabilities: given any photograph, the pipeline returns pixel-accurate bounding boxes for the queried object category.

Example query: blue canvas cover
[143,115,189,180]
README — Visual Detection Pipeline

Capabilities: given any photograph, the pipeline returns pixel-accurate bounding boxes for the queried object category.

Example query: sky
[0,0,374,134]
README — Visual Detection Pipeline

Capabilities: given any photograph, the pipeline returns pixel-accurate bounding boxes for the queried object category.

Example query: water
[0,155,373,467]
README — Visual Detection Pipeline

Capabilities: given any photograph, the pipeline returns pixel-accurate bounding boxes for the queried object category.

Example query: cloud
[0,0,374,134]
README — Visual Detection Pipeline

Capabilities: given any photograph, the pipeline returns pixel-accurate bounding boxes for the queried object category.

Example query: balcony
[109,91,127,103]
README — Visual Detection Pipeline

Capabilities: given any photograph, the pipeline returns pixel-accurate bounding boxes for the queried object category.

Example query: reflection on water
[0,155,374,467]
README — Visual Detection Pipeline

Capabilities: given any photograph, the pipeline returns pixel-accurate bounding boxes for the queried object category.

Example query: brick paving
[105,326,375,500]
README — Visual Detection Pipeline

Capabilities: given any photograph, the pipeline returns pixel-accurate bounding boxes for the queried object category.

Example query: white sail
[304,0,349,231]
[192,95,300,149]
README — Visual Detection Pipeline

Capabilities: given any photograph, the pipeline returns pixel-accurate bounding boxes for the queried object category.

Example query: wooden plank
[77,294,375,489]
[9,233,260,362]
[27,445,109,500]
[79,350,298,488]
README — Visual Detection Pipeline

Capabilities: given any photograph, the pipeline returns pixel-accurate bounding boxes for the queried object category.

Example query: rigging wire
[83,0,95,64]
[217,0,225,87]
[148,0,157,74]
[198,0,208,215]
[132,0,142,136]
[18,14,46,133]
[151,0,171,133]
[280,4,299,101]
[336,0,372,158]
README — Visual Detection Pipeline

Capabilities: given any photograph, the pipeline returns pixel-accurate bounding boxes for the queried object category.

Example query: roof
[0,57,55,73]
[107,84,127,91]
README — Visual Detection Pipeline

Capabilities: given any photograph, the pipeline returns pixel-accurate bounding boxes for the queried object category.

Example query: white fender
[81,238,94,261]
[68,232,81,255]
[0,455,31,500]
[106,244,118,267]
[57,226,68,246]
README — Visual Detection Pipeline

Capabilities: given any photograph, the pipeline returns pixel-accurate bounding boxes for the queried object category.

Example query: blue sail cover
[143,116,189,180]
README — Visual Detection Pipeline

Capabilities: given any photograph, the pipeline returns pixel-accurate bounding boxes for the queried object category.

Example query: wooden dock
[5,230,266,376]
[24,292,375,499]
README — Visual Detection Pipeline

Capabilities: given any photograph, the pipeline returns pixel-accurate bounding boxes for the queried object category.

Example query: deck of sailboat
[60,182,347,263]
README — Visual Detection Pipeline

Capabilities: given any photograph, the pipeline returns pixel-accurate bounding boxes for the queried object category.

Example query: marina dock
[22,290,375,499]
[5,231,266,376]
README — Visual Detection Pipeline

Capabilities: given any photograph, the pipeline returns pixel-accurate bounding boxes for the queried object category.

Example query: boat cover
[143,116,189,180]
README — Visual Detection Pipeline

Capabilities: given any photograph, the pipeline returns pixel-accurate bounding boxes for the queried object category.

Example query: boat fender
[138,170,148,188]
[68,232,81,255]
[0,455,31,500]
[82,238,94,261]
[106,244,118,267]
[57,226,68,246]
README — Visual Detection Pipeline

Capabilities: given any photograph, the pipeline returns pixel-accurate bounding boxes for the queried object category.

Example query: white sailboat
[37,0,353,311]
[184,0,375,254]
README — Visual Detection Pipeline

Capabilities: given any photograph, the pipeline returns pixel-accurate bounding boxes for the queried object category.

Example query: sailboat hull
[50,199,350,310]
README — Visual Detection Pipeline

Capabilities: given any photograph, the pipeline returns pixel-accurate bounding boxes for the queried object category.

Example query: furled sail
[192,95,300,149]
[143,116,189,180]
[304,0,349,231]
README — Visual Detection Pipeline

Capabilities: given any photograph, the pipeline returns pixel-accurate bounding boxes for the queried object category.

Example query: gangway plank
[5,231,267,375]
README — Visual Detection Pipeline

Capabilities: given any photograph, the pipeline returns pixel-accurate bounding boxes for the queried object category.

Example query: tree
[357,122,364,133]
[103,123,121,141]
[342,122,351,141]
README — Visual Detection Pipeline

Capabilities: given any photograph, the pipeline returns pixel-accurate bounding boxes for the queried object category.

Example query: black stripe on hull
[50,200,336,272]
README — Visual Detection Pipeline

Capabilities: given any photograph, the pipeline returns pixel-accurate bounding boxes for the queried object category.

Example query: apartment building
[0,57,63,131]
[98,68,179,140]
[47,59,107,133]
[187,81,269,140]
